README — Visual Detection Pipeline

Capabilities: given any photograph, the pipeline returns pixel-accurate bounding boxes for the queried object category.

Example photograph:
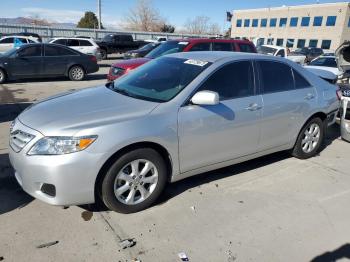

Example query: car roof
[168,38,254,44]
[52,37,93,41]
[165,51,270,63]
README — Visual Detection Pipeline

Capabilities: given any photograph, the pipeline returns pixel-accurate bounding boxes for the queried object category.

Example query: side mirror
[191,90,219,106]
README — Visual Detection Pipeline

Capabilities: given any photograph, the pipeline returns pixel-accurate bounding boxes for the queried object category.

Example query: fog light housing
[41,183,56,197]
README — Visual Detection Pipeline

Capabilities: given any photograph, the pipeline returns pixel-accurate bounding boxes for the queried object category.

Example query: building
[230,2,350,50]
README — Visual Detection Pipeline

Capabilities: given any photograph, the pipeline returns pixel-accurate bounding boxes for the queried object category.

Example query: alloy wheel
[301,123,321,153]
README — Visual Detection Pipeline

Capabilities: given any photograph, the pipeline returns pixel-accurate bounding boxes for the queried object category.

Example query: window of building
[326,16,337,26]
[276,39,284,46]
[267,38,274,45]
[290,17,298,27]
[261,18,267,27]
[279,18,287,27]
[313,16,323,26]
[252,19,259,27]
[257,38,265,46]
[198,61,255,100]
[236,19,242,27]
[297,39,306,48]
[244,19,250,27]
[301,17,310,27]
[309,39,318,48]
[270,18,277,27]
[286,39,294,48]
[258,61,294,93]
[321,40,332,49]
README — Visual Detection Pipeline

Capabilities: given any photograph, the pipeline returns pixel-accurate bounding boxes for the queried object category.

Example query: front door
[178,61,262,173]
[9,45,43,78]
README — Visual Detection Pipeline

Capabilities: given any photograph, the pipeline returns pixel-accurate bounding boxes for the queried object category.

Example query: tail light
[336,89,343,100]
[90,56,97,63]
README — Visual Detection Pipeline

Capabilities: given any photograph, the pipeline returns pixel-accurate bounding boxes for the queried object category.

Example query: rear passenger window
[198,61,255,100]
[212,42,232,51]
[238,44,254,53]
[293,69,311,89]
[190,43,211,51]
[258,61,294,93]
[18,46,42,57]
[45,45,78,56]
[67,39,79,46]
[79,40,93,46]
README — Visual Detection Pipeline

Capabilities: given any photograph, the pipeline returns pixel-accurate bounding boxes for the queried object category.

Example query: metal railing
[0,23,212,41]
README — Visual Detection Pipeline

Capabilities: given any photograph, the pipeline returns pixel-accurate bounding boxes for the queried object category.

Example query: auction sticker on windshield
[184,59,208,67]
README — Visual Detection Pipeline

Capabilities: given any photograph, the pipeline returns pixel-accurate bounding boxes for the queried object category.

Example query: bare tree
[183,16,222,35]
[124,0,166,31]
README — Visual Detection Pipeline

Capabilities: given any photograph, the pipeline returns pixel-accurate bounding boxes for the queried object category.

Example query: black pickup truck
[96,34,146,59]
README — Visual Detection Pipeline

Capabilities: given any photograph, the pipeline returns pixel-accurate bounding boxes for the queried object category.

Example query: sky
[0,0,346,31]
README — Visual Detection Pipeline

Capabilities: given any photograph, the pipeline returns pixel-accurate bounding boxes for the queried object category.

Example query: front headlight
[27,136,97,155]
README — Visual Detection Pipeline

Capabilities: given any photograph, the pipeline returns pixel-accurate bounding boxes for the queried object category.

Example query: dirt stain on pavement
[81,211,93,221]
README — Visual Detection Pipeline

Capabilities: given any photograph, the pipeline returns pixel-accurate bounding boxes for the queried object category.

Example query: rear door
[9,45,43,77]
[43,45,78,76]
[257,60,317,150]
[178,61,262,172]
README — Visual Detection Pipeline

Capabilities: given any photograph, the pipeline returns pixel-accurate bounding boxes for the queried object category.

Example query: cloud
[21,7,84,23]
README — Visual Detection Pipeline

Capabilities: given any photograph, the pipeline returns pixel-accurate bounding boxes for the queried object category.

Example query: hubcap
[71,67,83,80]
[301,123,321,153]
[114,159,158,205]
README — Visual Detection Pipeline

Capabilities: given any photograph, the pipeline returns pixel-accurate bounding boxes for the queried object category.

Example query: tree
[77,11,103,29]
[183,16,222,35]
[124,0,166,31]
[161,24,175,33]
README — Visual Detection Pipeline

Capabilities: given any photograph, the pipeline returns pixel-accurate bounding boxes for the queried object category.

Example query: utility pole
[97,0,102,29]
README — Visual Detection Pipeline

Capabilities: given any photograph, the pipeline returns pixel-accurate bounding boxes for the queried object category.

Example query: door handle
[305,93,315,100]
[245,103,262,111]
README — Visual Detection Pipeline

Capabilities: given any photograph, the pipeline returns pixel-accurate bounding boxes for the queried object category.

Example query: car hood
[335,41,350,72]
[111,57,151,69]
[18,85,159,135]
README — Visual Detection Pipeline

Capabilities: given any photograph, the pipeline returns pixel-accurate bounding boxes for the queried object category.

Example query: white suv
[49,37,102,61]
[0,36,39,53]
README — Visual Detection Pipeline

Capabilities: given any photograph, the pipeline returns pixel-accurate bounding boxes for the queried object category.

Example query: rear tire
[101,148,167,213]
[100,49,107,60]
[68,65,85,81]
[292,117,325,159]
[0,68,7,84]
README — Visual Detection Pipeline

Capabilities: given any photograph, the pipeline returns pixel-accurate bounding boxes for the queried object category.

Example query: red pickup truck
[107,38,256,81]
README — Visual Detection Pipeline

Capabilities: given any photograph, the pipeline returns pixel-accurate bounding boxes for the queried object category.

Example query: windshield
[111,57,211,102]
[292,48,308,55]
[310,57,337,68]
[257,46,277,55]
[138,42,159,52]
[145,41,189,59]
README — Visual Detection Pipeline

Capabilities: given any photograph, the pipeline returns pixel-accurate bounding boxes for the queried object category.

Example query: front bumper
[8,120,102,206]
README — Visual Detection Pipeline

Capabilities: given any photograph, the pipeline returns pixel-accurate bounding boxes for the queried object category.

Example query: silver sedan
[9,51,339,213]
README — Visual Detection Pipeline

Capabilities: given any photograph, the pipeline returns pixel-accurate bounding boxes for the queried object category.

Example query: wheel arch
[94,141,173,201]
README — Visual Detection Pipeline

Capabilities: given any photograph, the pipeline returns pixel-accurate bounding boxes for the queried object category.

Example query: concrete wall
[231,2,350,50]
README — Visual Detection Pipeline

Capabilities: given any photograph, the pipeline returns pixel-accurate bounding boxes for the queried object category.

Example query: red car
[107,38,256,81]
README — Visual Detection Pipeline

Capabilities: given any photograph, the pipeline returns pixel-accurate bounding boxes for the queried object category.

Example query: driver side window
[197,61,255,100]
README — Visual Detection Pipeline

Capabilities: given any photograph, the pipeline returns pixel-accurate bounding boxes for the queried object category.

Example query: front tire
[101,148,167,213]
[68,65,85,81]
[292,117,325,159]
[0,68,7,84]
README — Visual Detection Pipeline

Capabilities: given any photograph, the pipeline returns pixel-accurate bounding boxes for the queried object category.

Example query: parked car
[107,38,257,81]
[124,42,161,59]
[0,36,39,53]
[96,34,146,59]
[9,52,339,213]
[0,43,99,83]
[257,44,306,64]
[49,37,102,61]
[4,32,42,42]
[290,47,324,63]
[304,56,343,81]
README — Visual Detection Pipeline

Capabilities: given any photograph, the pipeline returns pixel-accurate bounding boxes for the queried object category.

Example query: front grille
[10,130,35,153]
